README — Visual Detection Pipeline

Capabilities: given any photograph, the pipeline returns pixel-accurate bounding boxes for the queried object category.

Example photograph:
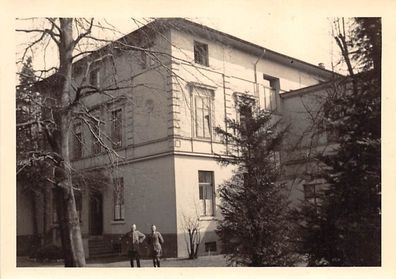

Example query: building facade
[17,18,338,258]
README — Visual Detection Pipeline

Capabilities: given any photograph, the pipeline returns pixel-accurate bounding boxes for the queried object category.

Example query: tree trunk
[54,187,74,266]
[55,18,86,267]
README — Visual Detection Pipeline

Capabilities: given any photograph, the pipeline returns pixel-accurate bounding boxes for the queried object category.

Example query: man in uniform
[123,224,146,267]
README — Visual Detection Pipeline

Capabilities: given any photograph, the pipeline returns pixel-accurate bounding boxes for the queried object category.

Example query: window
[205,241,217,253]
[75,190,82,223]
[262,75,279,112]
[194,41,209,66]
[52,188,58,224]
[239,102,253,132]
[303,183,320,207]
[91,116,104,155]
[270,151,281,169]
[73,122,83,159]
[113,177,125,221]
[89,68,100,88]
[141,49,156,69]
[111,109,122,149]
[234,93,256,135]
[198,171,214,216]
[195,93,212,138]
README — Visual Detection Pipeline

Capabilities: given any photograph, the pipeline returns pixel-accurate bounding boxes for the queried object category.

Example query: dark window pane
[199,185,203,200]
[205,241,217,252]
[111,109,122,148]
[303,184,316,200]
[194,41,208,66]
[199,171,212,183]
[89,68,100,87]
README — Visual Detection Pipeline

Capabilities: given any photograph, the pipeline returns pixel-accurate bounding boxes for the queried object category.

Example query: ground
[17,254,229,267]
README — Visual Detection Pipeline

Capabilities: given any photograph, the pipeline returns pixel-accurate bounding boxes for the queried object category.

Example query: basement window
[205,241,217,253]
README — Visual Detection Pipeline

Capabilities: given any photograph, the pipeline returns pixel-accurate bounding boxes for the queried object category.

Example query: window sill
[193,136,213,142]
[199,216,216,221]
[111,220,126,225]
[193,61,210,68]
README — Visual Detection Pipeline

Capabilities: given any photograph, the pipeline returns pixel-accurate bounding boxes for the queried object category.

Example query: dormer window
[194,41,209,66]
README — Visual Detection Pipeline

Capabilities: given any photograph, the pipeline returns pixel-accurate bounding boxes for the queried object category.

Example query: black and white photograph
[1,0,395,278]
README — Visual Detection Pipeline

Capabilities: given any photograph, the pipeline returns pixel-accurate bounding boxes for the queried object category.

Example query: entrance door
[89,192,103,236]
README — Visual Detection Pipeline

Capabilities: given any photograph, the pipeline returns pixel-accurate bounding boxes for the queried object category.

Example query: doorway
[89,191,103,236]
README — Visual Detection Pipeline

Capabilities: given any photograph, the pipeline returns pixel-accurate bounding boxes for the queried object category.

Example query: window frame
[262,75,280,112]
[110,108,123,149]
[73,122,83,159]
[89,67,100,88]
[194,94,212,139]
[91,113,104,155]
[191,87,214,139]
[198,170,215,217]
[233,93,257,135]
[194,41,209,67]
[113,177,125,221]
[303,182,323,208]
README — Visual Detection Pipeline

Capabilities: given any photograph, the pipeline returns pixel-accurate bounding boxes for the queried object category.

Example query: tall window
[195,94,212,138]
[239,101,253,132]
[73,122,83,159]
[91,116,103,155]
[262,75,279,112]
[89,68,100,88]
[198,171,214,216]
[194,41,209,66]
[234,93,255,135]
[303,183,319,207]
[111,109,122,148]
[113,177,125,221]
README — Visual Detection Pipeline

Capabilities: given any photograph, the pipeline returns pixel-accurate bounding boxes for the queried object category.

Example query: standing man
[148,224,164,267]
[123,224,146,267]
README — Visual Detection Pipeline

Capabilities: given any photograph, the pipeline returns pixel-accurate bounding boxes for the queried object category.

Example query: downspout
[222,73,228,154]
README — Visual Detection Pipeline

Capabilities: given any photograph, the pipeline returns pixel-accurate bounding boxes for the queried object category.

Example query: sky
[107,16,339,69]
[15,16,344,77]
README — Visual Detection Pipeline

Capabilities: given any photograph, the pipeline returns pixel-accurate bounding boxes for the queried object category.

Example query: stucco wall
[169,28,327,154]
[280,85,337,206]
[173,155,235,257]
[70,30,173,169]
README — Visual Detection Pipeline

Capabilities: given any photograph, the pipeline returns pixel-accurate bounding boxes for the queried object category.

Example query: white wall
[173,155,235,257]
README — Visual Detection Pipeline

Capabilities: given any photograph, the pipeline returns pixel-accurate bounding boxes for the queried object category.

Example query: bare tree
[181,210,201,259]
[16,17,214,266]
[16,17,161,266]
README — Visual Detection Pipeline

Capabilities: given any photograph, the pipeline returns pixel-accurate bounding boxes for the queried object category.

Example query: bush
[35,244,63,262]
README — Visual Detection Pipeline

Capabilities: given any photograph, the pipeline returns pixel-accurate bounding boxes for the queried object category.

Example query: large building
[17,18,338,259]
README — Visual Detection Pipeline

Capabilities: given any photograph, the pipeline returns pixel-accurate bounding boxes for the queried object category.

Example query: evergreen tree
[16,57,50,248]
[298,18,381,266]
[17,57,40,155]
[215,98,298,266]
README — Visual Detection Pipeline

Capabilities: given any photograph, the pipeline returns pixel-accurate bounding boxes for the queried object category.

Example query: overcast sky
[16,16,344,76]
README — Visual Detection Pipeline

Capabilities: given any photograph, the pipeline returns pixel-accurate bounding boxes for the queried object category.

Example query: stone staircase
[88,238,123,259]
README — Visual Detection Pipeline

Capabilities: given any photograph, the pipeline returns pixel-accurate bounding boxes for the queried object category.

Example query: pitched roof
[36,18,341,89]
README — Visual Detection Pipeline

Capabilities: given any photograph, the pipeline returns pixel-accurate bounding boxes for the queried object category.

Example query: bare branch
[73,18,94,47]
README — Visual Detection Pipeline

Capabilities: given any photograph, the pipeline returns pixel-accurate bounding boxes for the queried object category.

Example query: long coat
[123,230,146,252]
[148,231,164,256]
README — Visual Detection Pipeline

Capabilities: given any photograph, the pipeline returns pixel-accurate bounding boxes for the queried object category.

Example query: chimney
[318,63,325,69]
